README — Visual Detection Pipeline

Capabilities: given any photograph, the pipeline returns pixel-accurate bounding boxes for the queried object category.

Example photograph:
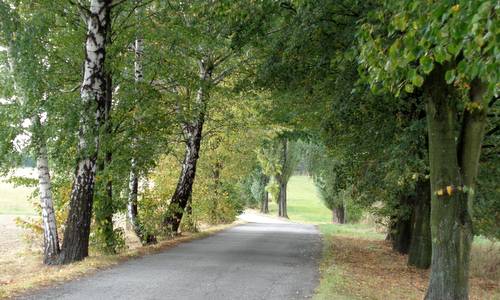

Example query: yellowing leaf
[446,186,453,196]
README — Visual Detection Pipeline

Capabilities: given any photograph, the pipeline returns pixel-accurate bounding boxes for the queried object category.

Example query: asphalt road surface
[19,218,322,300]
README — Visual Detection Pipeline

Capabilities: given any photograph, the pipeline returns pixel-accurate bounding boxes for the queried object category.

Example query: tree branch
[68,0,90,22]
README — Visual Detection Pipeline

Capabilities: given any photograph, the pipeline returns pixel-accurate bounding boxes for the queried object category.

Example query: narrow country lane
[18,217,321,300]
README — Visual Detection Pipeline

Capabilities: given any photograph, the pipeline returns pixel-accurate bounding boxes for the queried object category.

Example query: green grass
[268,175,333,223]
[270,176,385,240]
[0,180,35,215]
[318,223,385,240]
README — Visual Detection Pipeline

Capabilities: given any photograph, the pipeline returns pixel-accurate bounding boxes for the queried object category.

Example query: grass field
[281,175,499,300]
[268,175,333,223]
[0,169,36,216]
[0,181,35,215]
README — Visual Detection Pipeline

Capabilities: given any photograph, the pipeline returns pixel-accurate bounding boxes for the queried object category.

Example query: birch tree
[0,0,60,264]
[152,0,278,233]
[57,0,112,264]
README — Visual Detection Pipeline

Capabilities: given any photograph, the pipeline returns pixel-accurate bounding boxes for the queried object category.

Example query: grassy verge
[0,222,241,299]
[314,225,499,300]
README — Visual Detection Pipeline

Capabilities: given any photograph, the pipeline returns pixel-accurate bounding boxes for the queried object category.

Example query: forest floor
[282,176,500,300]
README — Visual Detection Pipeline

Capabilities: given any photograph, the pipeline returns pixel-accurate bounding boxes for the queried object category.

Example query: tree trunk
[126,35,156,244]
[163,59,211,234]
[260,175,269,214]
[388,203,413,255]
[94,72,115,254]
[163,119,204,233]
[277,139,289,218]
[183,195,197,232]
[33,117,60,265]
[424,67,488,299]
[209,161,222,224]
[278,181,288,218]
[5,29,60,265]
[127,160,142,236]
[408,179,431,269]
[57,0,111,264]
[332,205,345,224]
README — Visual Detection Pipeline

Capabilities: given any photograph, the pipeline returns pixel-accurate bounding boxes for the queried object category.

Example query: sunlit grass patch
[268,175,332,223]
[0,181,35,216]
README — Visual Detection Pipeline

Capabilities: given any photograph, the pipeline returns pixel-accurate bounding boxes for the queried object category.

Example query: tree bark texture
[277,139,288,218]
[332,206,345,224]
[424,66,488,300]
[208,161,222,223]
[388,196,413,255]
[260,175,269,214]
[5,35,61,265]
[94,72,115,253]
[408,179,431,269]
[57,0,111,264]
[163,119,204,233]
[163,58,211,233]
[278,181,288,218]
[126,36,156,244]
[34,117,60,265]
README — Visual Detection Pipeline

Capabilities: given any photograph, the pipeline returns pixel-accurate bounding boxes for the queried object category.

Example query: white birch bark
[127,36,143,239]
[6,41,60,263]
[164,58,211,233]
[35,119,61,263]
[58,0,110,264]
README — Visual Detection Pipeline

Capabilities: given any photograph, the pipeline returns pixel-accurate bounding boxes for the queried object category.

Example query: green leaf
[445,70,456,84]
[420,56,434,74]
[447,43,462,57]
[392,13,408,32]
[434,46,449,63]
[412,73,424,87]
[404,83,414,93]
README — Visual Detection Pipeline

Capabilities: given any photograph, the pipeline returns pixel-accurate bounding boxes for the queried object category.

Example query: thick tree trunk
[164,59,211,234]
[260,175,269,214]
[57,0,110,264]
[424,67,488,299]
[408,179,431,269]
[332,205,345,224]
[34,118,60,265]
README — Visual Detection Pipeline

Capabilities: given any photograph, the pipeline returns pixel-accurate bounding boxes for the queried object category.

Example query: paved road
[19,220,322,300]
